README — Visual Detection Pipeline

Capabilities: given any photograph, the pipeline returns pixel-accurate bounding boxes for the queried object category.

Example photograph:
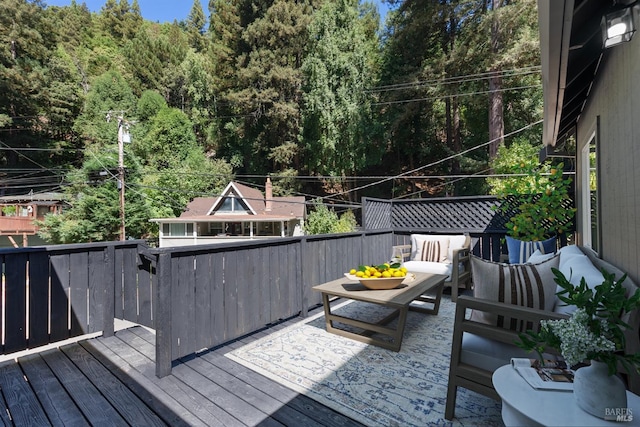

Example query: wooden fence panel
[257,246,272,325]
[88,249,106,334]
[121,246,139,323]
[28,251,49,348]
[0,241,149,357]
[135,253,154,329]
[49,253,70,343]
[69,251,89,336]
[4,253,28,353]
[211,252,225,345]
[114,248,124,320]
[223,249,239,344]
[237,248,254,335]
[173,254,196,360]
[194,252,213,351]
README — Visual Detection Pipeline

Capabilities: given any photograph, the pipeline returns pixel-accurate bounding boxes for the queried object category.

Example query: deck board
[19,353,88,427]
[0,359,50,426]
[80,339,200,427]
[40,348,129,426]
[0,301,366,426]
[60,343,166,427]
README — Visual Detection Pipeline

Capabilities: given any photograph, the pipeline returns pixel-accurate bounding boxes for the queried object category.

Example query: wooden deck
[0,307,365,427]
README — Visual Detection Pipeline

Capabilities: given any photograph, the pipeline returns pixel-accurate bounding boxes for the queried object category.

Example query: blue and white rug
[226,297,503,427]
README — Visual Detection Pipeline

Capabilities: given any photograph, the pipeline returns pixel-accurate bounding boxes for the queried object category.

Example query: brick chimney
[265,177,273,212]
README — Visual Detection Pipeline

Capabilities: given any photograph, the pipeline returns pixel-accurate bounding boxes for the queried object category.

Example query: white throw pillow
[410,234,450,263]
[528,249,556,264]
[554,253,604,315]
[447,234,470,261]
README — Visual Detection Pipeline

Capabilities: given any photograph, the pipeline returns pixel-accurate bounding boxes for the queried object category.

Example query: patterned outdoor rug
[226,296,503,427]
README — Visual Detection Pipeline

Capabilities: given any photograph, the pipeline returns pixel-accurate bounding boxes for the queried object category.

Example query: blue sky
[45,1,391,24]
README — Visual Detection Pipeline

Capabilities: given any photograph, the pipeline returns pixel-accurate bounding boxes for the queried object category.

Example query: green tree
[487,139,540,195]
[132,106,234,215]
[301,0,381,202]
[73,70,137,145]
[45,46,83,139]
[304,198,358,235]
[136,89,167,122]
[0,0,56,130]
[99,0,142,43]
[187,0,207,52]
[490,142,575,241]
[377,1,449,196]
[180,50,216,149]
[218,0,320,179]
[37,145,155,243]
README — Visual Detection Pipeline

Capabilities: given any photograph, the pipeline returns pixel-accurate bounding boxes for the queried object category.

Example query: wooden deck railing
[0,240,152,355]
[147,230,393,377]
[0,226,564,378]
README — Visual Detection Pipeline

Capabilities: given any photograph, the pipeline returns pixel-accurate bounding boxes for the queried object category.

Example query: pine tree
[301,0,381,200]
[187,0,208,52]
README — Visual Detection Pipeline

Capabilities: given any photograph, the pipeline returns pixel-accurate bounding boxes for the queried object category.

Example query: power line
[366,66,541,93]
[372,84,541,106]
[323,119,544,200]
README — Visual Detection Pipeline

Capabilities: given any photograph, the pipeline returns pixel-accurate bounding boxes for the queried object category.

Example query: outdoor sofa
[445,244,640,420]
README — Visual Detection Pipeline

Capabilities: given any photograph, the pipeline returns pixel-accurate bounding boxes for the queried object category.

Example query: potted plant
[518,268,640,419]
[490,147,575,262]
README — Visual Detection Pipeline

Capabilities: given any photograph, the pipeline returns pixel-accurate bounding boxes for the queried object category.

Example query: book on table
[510,358,574,391]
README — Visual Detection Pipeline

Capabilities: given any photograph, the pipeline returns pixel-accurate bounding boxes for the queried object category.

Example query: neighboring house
[0,192,67,247]
[151,178,306,247]
[539,0,640,283]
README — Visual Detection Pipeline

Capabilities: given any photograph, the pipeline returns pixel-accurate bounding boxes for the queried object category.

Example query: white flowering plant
[518,268,640,376]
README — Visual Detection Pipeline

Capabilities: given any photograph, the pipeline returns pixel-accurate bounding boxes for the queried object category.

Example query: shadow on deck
[0,313,365,427]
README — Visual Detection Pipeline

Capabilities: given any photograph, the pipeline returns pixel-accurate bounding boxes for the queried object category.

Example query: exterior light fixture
[602,1,639,48]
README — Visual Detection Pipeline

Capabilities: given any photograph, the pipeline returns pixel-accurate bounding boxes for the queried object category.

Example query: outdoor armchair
[393,234,471,301]
[444,294,567,420]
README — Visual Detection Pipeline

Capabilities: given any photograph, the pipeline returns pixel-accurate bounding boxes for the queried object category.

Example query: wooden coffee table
[312,272,447,351]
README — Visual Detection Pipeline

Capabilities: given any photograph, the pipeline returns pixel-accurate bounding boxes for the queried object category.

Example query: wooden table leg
[410,282,444,315]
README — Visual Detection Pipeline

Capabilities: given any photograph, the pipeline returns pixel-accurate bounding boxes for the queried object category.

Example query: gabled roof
[174,181,306,222]
[208,182,262,215]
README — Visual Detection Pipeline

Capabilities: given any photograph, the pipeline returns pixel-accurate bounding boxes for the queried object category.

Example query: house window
[162,223,194,236]
[582,131,599,252]
[217,196,250,213]
[209,222,224,235]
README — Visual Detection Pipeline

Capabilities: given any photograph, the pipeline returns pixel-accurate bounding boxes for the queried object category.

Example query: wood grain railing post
[155,252,172,378]
[103,245,115,337]
[299,237,308,317]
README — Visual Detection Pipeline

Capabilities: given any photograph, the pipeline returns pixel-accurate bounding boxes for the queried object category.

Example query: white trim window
[581,130,599,252]
[216,196,250,213]
[162,223,194,236]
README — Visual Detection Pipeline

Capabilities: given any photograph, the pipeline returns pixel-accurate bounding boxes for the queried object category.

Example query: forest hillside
[0,0,542,242]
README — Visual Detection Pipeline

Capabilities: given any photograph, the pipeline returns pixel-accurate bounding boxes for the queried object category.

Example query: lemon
[349,269,357,275]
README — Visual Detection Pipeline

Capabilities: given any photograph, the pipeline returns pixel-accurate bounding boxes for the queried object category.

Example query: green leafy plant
[2,206,16,217]
[304,198,358,235]
[494,160,575,241]
[518,268,640,375]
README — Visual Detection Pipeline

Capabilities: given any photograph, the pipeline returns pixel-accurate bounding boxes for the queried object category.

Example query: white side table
[492,365,640,426]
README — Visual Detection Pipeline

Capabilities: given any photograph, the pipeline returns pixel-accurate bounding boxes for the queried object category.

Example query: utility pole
[117,115,126,241]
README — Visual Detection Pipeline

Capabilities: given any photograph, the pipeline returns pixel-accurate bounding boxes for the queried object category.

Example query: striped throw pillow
[411,234,451,263]
[506,235,557,264]
[469,254,560,332]
[418,238,449,263]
